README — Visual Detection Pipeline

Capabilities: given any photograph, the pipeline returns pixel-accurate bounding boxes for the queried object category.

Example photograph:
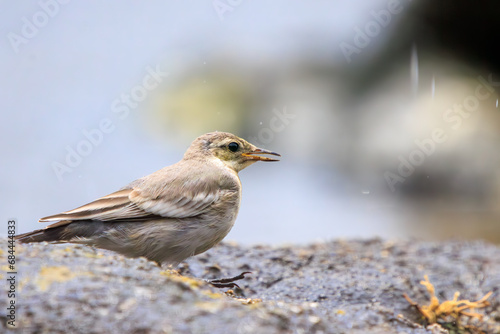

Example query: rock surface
[1,238,499,333]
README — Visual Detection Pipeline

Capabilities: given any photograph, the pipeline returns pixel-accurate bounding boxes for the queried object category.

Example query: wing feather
[129,187,220,219]
[39,189,137,222]
[38,161,237,229]
[39,181,222,224]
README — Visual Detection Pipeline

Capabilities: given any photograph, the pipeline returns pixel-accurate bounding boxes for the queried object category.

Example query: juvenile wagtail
[16,132,280,271]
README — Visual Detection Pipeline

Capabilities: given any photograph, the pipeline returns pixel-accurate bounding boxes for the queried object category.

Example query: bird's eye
[228,142,239,152]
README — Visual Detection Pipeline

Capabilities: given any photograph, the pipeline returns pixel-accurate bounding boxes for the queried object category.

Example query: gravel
[1,238,499,333]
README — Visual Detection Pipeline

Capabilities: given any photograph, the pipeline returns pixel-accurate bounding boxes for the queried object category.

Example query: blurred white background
[2,0,499,244]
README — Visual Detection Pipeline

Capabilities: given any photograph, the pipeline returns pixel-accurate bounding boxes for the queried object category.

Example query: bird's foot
[207,271,251,289]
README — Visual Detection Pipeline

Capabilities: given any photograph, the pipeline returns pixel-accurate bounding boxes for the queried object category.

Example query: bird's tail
[15,220,110,244]
[15,226,67,243]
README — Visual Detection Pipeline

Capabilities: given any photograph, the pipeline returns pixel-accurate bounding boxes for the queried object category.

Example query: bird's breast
[191,188,240,256]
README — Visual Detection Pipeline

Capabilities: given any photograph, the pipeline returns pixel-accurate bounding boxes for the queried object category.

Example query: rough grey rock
[1,238,499,333]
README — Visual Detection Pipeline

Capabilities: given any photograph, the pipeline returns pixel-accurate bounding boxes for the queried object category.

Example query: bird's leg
[206,271,251,289]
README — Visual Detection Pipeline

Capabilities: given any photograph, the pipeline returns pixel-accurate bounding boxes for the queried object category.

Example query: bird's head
[185,132,281,172]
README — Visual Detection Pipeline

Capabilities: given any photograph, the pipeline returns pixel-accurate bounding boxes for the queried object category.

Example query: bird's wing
[39,177,222,224]
[39,188,145,223]
[129,178,222,219]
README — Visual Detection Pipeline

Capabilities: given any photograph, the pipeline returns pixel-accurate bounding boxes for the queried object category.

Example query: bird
[16,132,280,271]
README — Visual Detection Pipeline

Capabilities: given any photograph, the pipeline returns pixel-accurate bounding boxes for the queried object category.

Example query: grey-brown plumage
[16,132,280,265]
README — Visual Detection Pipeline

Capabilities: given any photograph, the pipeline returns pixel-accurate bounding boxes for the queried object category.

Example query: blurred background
[2,0,499,244]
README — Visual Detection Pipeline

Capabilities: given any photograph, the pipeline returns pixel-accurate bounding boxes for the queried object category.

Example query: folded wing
[40,182,221,228]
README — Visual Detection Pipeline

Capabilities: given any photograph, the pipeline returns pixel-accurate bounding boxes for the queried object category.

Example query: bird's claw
[207,271,251,289]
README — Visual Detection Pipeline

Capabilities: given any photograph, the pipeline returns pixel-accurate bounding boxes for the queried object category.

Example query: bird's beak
[242,148,281,162]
